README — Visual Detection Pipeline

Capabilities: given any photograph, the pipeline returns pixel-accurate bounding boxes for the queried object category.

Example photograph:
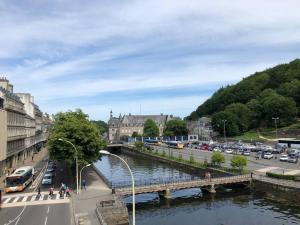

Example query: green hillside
[187,59,300,136]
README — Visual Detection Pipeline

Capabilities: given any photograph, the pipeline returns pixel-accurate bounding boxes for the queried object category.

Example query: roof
[122,115,168,125]
[7,166,33,177]
[0,86,23,104]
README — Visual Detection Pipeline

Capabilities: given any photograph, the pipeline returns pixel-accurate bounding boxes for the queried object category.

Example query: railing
[115,175,251,194]
[253,174,300,189]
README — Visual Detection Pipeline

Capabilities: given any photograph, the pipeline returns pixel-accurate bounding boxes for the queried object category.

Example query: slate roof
[122,115,168,126]
[0,86,23,104]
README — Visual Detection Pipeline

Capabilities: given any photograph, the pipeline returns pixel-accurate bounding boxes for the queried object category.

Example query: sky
[1,0,300,121]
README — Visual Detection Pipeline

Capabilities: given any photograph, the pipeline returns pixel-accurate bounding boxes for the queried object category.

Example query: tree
[48,109,106,168]
[225,103,252,132]
[143,119,159,137]
[211,111,239,136]
[230,155,247,170]
[131,131,141,138]
[211,152,225,166]
[163,119,188,137]
[90,120,108,135]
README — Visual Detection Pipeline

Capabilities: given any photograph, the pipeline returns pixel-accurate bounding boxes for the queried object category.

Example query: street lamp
[272,117,279,139]
[58,138,79,194]
[99,150,135,225]
[79,164,91,193]
[222,120,227,144]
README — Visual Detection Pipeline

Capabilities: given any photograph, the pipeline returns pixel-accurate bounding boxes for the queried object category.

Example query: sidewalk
[72,166,112,225]
[0,148,48,190]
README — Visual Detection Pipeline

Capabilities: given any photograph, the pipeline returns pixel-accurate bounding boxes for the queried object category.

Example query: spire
[110,110,113,118]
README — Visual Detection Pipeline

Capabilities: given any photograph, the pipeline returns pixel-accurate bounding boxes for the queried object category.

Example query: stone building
[186,117,213,141]
[108,111,175,141]
[0,77,52,175]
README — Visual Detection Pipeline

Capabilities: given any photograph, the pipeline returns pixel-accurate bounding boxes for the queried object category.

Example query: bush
[266,172,296,180]
[190,154,194,163]
[178,153,183,161]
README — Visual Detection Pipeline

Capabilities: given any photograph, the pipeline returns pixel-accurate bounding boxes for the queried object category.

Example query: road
[1,159,73,225]
[0,203,70,225]
[152,146,300,171]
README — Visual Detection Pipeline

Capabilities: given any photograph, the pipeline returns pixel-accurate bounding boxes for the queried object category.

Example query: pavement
[72,166,112,225]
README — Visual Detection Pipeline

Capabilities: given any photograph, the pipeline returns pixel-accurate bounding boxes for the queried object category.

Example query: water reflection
[95,152,300,225]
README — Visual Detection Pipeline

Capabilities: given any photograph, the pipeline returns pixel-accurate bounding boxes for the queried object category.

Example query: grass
[231,130,263,142]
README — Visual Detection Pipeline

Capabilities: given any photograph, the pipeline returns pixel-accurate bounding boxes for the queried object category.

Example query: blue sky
[1,0,300,121]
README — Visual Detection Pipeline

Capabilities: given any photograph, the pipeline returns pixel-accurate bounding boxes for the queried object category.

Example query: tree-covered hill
[186,59,300,136]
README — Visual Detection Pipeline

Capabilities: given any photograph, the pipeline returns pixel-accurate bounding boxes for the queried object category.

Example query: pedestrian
[66,187,71,197]
[32,155,34,161]
[37,187,41,198]
[49,187,54,198]
[82,179,86,190]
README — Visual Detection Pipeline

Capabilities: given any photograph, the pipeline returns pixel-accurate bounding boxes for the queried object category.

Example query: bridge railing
[113,174,251,190]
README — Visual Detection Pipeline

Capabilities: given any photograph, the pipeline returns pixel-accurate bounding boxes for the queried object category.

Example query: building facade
[108,111,176,141]
[186,117,213,141]
[0,77,52,175]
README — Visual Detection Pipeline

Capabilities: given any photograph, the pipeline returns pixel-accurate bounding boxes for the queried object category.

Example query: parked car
[213,147,222,152]
[42,174,53,185]
[264,152,273,159]
[225,149,233,154]
[243,151,251,156]
[287,157,298,164]
[280,154,289,162]
[46,167,55,173]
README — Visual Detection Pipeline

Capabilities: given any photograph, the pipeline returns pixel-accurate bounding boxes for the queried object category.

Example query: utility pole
[222,120,227,144]
[272,117,279,139]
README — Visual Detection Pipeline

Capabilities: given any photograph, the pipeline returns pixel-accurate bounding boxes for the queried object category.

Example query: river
[95,153,300,225]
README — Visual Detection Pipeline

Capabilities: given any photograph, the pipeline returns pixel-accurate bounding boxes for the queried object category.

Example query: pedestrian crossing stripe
[1,194,69,205]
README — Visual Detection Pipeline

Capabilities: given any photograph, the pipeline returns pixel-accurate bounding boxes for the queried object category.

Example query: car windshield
[44,175,52,179]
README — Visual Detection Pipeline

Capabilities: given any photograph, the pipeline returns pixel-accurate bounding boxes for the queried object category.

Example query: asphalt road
[0,203,71,225]
[153,146,300,171]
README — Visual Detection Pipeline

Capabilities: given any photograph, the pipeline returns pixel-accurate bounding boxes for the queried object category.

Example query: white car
[280,154,289,162]
[264,152,273,159]
[225,149,233,154]
[213,147,222,152]
[243,151,251,156]
[42,174,53,185]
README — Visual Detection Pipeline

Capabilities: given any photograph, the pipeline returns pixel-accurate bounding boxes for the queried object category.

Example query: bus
[165,141,184,149]
[5,166,35,193]
[144,139,161,146]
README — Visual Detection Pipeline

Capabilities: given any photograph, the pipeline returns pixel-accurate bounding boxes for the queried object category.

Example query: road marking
[47,206,50,214]
[55,194,60,200]
[12,197,20,203]
[31,195,37,201]
[39,194,44,201]
[3,198,11,204]
[15,216,21,225]
[44,216,48,225]
[22,196,29,202]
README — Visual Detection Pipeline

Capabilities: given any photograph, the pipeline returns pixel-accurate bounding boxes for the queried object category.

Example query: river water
[95,153,300,225]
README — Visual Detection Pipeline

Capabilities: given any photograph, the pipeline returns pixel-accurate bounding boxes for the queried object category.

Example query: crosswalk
[1,193,70,206]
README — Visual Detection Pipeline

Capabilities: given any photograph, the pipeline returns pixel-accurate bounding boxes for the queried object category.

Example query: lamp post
[272,117,279,139]
[99,150,135,225]
[58,138,79,194]
[79,164,91,193]
[222,120,227,144]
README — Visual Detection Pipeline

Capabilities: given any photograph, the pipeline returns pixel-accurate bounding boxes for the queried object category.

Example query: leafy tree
[163,119,188,137]
[211,152,225,166]
[211,111,239,136]
[131,131,141,138]
[91,120,108,135]
[225,103,252,132]
[230,155,247,170]
[260,92,298,127]
[143,119,159,137]
[246,99,262,128]
[48,109,106,168]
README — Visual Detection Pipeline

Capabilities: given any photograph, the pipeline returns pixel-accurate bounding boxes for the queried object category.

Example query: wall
[0,109,7,161]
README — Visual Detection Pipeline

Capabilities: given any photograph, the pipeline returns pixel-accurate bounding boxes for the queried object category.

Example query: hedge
[266,172,296,180]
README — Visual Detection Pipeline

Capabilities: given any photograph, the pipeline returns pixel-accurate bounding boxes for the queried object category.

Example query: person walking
[82,179,86,190]
[37,187,41,198]
[66,187,71,197]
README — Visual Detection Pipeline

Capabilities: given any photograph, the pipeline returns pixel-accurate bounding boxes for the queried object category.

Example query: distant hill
[186,59,300,136]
